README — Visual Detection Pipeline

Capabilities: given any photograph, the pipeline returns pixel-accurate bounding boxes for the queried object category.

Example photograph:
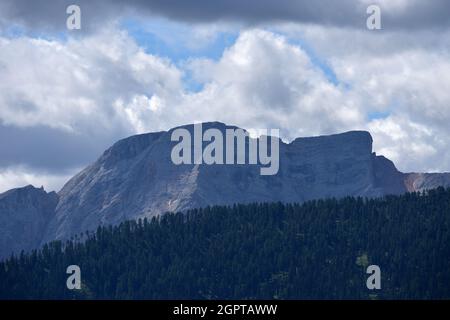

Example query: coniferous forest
[1,188,450,300]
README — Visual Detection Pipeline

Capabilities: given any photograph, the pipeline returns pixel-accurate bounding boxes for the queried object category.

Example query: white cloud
[1,23,450,193]
[182,29,365,138]
[0,27,187,192]
[0,29,184,134]
[114,94,166,134]
[368,116,441,172]
[275,23,450,172]
[0,166,77,193]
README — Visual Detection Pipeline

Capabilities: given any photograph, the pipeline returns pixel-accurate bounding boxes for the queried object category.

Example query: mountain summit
[0,185,57,259]
[1,122,450,259]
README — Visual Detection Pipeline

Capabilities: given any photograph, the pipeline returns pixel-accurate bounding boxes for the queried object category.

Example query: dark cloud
[0,0,121,34]
[0,0,449,33]
[0,123,122,172]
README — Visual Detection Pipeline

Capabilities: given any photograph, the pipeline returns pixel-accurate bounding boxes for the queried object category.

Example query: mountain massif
[1,122,450,259]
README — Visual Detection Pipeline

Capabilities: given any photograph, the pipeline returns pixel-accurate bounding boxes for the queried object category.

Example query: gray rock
[0,185,58,259]
[404,172,450,192]
[2,122,450,258]
[40,122,450,244]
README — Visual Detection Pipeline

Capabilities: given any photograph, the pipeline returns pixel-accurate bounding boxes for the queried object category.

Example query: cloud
[0,28,185,131]
[1,22,450,192]
[0,27,187,192]
[179,27,450,173]
[0,166,75,194]
[369,116,445,173]
[181,30,365,137]
[274,23,450,173]
[0,123,111,171]
[1,0,450,34]
[0,27,363,192]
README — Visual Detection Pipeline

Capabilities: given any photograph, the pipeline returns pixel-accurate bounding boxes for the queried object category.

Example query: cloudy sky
[1,0,450,192]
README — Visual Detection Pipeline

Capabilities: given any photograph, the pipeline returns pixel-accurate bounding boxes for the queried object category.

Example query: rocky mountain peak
[2,123,450,259]
[0,185,58,259]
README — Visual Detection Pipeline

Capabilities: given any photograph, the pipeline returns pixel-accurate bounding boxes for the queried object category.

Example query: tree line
[1,187,449,299]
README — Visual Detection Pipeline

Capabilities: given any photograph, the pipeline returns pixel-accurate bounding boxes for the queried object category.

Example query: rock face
[0,185,58,259]
[2,122,450,258]
[39,122,446,244]
[404,172,450,192]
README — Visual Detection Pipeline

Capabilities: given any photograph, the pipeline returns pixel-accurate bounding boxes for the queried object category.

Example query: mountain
[404,172,450,192]
[0,185,58,259]
[2,188,450,299]
[1,122,450,259]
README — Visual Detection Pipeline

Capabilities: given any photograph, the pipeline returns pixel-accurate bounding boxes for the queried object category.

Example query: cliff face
[285,131,381,200]
[2,122,450,258]
[40,123,408,244]
[0,185,58,259]
[404,172,450,192]
[372,155,408,195]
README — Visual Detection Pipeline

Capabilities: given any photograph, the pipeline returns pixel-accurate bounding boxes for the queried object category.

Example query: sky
[1,0,450,192]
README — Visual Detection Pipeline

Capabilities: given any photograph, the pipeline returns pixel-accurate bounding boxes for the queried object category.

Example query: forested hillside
[1,188,450,299]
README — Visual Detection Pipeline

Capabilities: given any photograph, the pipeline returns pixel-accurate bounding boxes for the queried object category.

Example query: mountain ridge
[1,122,450,259]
